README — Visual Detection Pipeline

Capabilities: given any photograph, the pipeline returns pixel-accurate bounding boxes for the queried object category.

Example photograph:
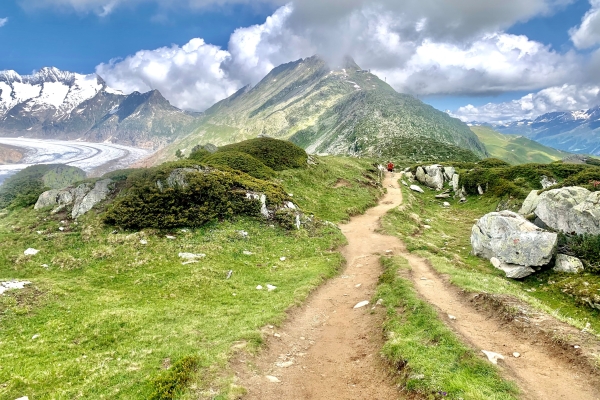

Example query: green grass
[277,156,382,222]
[381,181,600,335]
[0,156,381,399]
[376,256,519,399]
[471,126,567,165]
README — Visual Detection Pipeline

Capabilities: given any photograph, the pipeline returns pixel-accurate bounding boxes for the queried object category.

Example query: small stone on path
[482,350,504,364]
[266,376,280,383]
[448,314,456,320]
[353,300,369,309]
[513,352,521,358]
[355,284,362,288]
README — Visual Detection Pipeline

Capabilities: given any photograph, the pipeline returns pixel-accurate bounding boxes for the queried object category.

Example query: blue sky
[1,0,600,122]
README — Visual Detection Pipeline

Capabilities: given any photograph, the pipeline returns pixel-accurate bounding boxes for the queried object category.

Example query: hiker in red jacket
[387,161,394,172]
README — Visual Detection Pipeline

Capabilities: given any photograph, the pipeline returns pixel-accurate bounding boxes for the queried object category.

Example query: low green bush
[458,162,600,198]
[202,151,275,179]
[188,148,211,161]
[104,164,289,230]
[101,168,140,182]
[218,138,308,171]
[150,356,200,400]
[477,158,510,168]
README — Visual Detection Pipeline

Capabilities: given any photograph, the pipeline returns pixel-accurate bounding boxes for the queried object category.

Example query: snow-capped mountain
[0,67,197,149]
[476,106,600,155]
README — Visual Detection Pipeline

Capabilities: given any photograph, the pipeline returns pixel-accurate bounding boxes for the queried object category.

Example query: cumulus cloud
[92,1,587,113]
[0,17,8,27]
[96,38,240,111]
[372,32,577,96]
[452,84,600,123]
[570,0,600,48]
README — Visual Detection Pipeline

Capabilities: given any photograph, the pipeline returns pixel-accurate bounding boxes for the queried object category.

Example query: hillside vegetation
[471,126,567,164]
[0,141,383,399]
[0,164,86,209]
[158,56,486,164]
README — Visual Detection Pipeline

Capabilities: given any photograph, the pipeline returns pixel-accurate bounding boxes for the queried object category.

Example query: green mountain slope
[164,56,487,163]
[471,126,567,164]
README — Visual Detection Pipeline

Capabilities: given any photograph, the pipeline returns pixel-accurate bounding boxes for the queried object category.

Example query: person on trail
[387,161,394,172]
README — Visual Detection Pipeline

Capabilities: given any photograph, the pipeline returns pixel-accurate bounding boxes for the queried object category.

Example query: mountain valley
[479,106,600,156]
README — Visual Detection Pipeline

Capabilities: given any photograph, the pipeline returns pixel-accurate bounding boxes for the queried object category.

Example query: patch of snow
[0,280,31,295]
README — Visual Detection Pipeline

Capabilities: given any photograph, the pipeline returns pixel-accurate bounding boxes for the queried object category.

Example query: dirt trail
[235,172,600,400]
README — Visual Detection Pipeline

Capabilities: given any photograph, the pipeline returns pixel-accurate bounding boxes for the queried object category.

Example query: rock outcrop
[413,164,462,195]
[553,254,584,273]
[416,165,444,190]
[535,186,600,235]
[35,179,113,218]
[471,210,557,278]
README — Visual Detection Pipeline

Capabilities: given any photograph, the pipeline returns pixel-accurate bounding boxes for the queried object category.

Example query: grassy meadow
[0,156,381,399]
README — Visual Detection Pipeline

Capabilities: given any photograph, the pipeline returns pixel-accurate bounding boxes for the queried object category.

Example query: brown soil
[233,172,600,400]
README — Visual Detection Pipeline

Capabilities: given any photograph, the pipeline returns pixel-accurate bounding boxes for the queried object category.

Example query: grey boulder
[518,190,541,215]
[35,179,113,218]
[553,254,584,273]
[72,179,113,218]
[416,165,444,190]
[535,186,600,235]
[471,211,557,275]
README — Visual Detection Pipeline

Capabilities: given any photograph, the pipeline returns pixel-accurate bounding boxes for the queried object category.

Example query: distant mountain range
[1,60,489,163]
[476,106,600,156]
[0,67,197,149]
[157,56,487,163]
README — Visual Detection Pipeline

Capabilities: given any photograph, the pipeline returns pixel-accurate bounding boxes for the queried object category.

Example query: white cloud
[96,38,240,111]
[92,1,586,114]
[570,0,600,48]
[0,18,8,27]
[452,84,600,123]
[375,33,578,96]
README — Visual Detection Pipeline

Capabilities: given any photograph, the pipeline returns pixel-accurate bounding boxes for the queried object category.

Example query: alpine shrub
[202,151,275,179]
[217,138,308,171]
[104,165,289,230]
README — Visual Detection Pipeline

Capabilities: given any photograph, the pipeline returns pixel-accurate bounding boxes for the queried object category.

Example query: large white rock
[416,165,444,190]
[35,180,112,219]
[535,187,600,235]
[444,167,456,181]
[553,254,584,273]
[519,190,540,215]
[410,185,424,193]
[471,210,557,269]
[451,174,460,192]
